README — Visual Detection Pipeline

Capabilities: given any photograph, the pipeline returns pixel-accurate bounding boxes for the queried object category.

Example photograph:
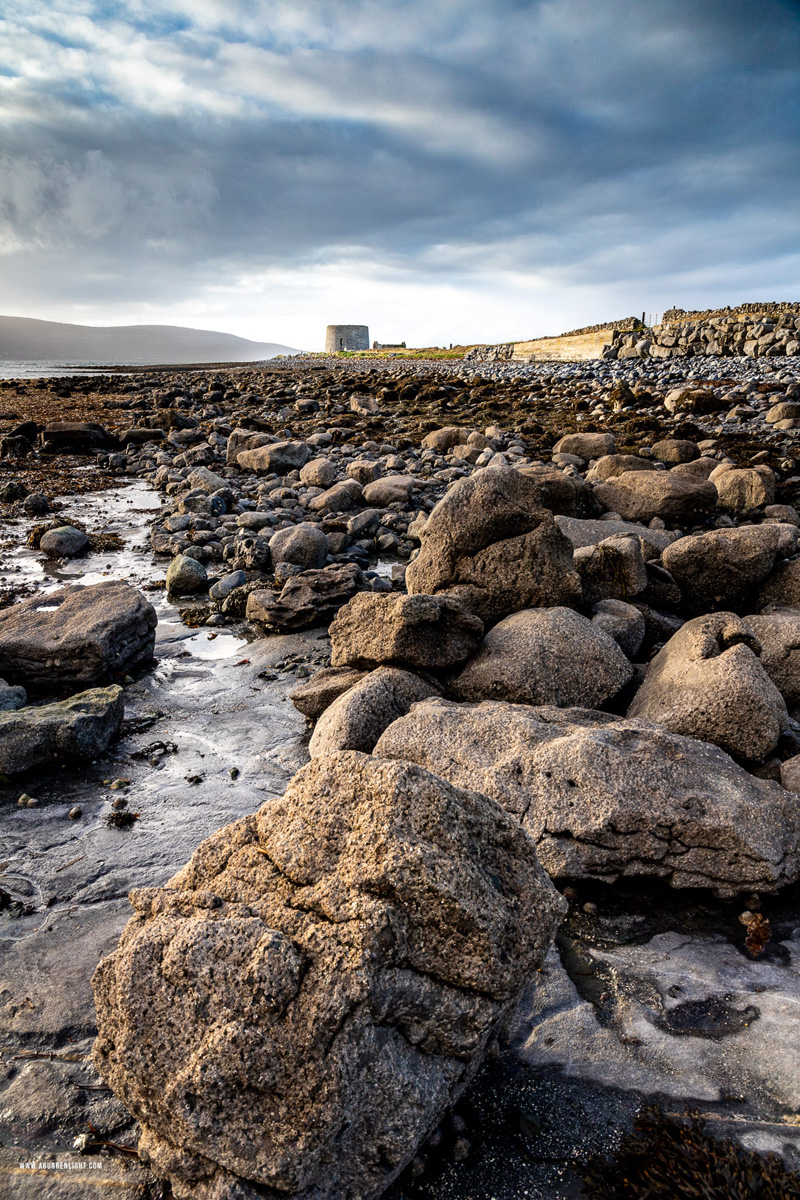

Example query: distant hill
[0,315,298,363]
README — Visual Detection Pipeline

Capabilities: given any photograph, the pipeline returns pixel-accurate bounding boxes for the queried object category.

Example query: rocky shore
[4,350,800,1198]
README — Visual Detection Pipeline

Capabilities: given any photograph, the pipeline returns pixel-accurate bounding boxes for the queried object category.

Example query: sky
[1,0,799,349]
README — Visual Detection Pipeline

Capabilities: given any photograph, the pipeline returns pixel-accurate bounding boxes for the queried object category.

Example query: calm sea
[0,361,139,380]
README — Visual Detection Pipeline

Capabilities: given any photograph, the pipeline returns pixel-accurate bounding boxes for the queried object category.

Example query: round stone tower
[325,324,369,352]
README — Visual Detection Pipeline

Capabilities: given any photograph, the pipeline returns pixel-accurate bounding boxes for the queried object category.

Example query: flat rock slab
[0,582,157,693]
[375,698,800,894]
[0,685,124,775]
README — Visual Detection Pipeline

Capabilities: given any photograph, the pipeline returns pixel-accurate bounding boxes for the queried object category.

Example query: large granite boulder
[309,667,439,757]
[0,582,157,692]
[585,454,656,483]
[746,606,800,707]
[329,592,484,672]
[92,752,565,1200]
[627,612,788,761]
[405,466,581,625]
[374,698,800,894]
[662,525,782,613]
[0,686,124,775]
[593,471,717,525]
[451,607,633,708]
[246,564,368,631]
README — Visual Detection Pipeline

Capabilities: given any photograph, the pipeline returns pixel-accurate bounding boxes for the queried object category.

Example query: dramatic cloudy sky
[1,0,799,348]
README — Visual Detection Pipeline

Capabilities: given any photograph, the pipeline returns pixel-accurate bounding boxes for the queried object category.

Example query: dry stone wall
[606,311,800,361]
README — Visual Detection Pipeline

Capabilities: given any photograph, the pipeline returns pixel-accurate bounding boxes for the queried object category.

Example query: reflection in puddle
[182,631,248,660]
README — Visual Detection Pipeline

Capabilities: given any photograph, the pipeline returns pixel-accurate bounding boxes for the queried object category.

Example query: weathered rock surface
[289,666,367,720]
[627,612,788,760]
[405,466,581,625]
[309,667,439,757]
[662,525,782,613]
[374,698,800,893]
[516,464,593,517]
[0,582,157,692]
[746,606,800,707]
[451,607,633,708]
[330,592,484,671]
[92,751,565,1200]
[593,471,717,525]
[0,685,124,775]
[246,563,368,631]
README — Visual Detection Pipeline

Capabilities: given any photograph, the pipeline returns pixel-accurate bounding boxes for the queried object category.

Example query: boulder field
[5,350,800,1196]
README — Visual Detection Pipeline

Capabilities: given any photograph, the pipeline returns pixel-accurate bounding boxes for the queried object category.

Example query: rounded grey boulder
[166,554,208,596]
[39,525,89,558]
[269,523,329,571]
[451,607,633,708]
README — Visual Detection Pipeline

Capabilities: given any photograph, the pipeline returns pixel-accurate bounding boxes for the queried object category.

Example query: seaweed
[580,1106,800,1198]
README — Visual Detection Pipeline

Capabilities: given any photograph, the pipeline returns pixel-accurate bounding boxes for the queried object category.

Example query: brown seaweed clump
[580,1107,800,1199]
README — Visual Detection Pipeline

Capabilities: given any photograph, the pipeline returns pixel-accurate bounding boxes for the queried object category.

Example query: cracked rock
[92,751,565,1200]
[374,698,800,894]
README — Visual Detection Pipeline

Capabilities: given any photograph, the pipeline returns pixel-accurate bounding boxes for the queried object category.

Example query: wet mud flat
[2,356,800,1198]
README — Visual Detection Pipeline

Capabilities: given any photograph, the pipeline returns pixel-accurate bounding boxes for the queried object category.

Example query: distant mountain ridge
[0,315,298,363]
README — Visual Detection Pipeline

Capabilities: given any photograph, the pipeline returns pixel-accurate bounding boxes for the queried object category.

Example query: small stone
[68,806,82,819]
[111,796,129,811]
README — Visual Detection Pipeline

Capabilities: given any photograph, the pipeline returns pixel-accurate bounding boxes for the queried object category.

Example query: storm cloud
[1,0,799,346]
